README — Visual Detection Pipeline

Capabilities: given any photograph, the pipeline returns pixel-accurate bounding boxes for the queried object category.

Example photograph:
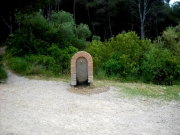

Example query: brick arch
[71,51,93,86]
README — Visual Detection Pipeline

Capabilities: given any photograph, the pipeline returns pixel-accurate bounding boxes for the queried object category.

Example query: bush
[86,31,151,79]
[107,31,151,77]
[104,55,122,76]
[26,65,47,76]
[85,40,111,72]
[5,10,91,77]
[6,10,91,57]
[47,44,78,74]
[7,57,31,74]
[76,23,91,40]
[140,43,180,85]
[0,64,7,81]
[162,24,180,56]
[26,55,59,73]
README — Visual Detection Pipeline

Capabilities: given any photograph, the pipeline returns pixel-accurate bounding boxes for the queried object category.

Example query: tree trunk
[86,5,90,20]
[108,16,113,37]
[46,4,52,23]
[73,0,76,21]
[104,20,106,40]
[9,12,12,34]
[131,23,134,31]
[138,0,148,39]
[140,22,145,39]
[130,0,150,39]
[138,0,144,39]
[155,20,158,37]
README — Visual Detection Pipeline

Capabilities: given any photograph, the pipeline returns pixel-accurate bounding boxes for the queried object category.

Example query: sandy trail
[0,70,180,135]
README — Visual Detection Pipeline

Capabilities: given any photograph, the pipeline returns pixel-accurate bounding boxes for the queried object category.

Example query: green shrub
[94,69,107,80]
[92,35,101,41]
[86,31,151,79]
[6,34,30,56]
[104,55,122,76]
[76,23,91,40]
[6,10,91,57]
[7,57,30,74]
[162,24,180,56]
[140,43,180,85]
[85,40,111,71]
[27,65,46,75]
[47,44,78,74]
[0,64,7,81]
[107,31,151,77]
[26,55,60,75]
[139,24,180,85]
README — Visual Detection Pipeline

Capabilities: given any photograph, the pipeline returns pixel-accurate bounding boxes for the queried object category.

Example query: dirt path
[0,70,180,135]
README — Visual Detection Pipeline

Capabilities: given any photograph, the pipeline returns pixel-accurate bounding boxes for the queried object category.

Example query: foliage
[106,32,151,77]
[75,23,92,49]
[86,31,151,79]
[140,44,173,84]
[85,40,109,72]
[49,11,76,48]
[26,55,59,73]
[7,57,31,75]
[0,56,7,81]
[103,57,122,76]
[1,0,180,44]
[6,43,78,77]
[76,23,92,40]
[92,35,101,41]
[4,8,180,86]
[5,10,91,77]
[0,64,7,81]
[86,26,180,85]
[6,10,91,57]
[47,44,78,74]
[162,24,180,56]
[140,24,180,85]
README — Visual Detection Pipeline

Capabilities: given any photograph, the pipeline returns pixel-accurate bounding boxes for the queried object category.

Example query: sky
[169,0,180,4]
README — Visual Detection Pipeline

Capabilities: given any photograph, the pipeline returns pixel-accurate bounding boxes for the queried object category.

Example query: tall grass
[95,80,180,101]
[0,56,7,81]
[0,64,7,81]
[7,57,30,75]
[6,56,61,78]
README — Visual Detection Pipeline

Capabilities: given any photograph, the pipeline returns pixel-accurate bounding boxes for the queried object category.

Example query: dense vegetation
[85,25,180,85]
[5,11,91,77]
[0,0,180,85]
[2,9,179,85]
[0,52,7,81]
[1,0,180,42]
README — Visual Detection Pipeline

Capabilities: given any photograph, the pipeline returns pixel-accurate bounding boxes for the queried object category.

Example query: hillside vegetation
[3,10,179,86]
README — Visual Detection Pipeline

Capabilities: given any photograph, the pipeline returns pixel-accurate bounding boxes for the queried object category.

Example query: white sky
[169,0,180,4]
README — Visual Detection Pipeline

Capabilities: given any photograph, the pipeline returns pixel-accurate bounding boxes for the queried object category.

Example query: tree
[150,0,168,37]
[170,2,180,24]
[129,0,151,39]
[82,0,124,40]
[0,0,49,42]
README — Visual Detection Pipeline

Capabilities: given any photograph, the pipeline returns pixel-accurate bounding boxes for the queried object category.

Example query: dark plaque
[76,57,88,83]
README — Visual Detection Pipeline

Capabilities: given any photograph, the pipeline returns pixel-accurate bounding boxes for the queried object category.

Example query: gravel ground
[0,70,180,135]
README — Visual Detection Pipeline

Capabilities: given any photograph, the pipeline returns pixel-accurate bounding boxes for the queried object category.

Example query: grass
[94,79,180,101]
[27,73,71,83]
[0,55,7,82]
[0,64,7,82]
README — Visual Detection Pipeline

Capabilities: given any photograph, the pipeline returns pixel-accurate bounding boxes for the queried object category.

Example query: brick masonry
[71,51,93,86]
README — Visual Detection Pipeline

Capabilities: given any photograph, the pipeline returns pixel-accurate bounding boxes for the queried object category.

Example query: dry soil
[0,70,180,135]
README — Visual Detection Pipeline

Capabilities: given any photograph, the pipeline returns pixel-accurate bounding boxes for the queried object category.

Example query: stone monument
[71,51,93,86]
